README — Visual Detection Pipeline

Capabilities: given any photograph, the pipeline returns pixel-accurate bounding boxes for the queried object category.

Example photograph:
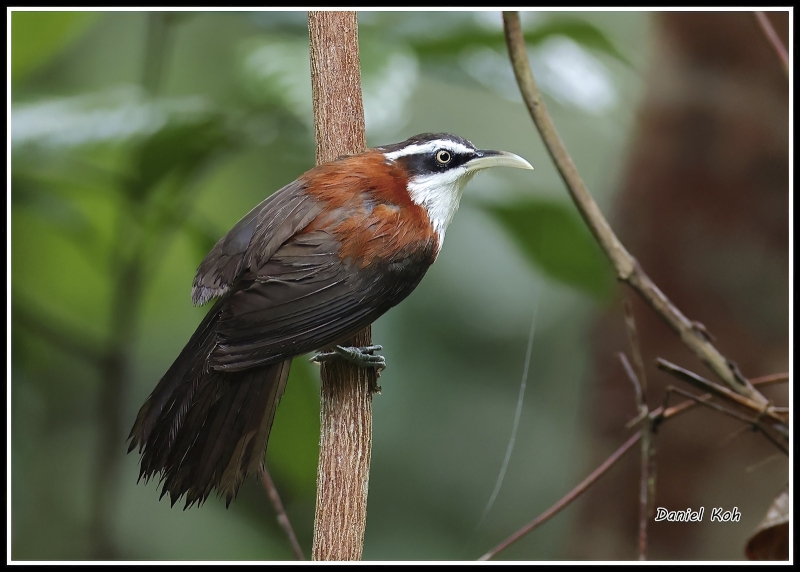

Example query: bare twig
[655,359,786,426]
[654,373,783,427]
[618,353,652,561]
[623,299,647,398]
[619,353,644,412]
[639,434,656,561]
[750,372,789,387]
[259,466,305,560]
[479,431,642,561]
[308,11,373,562]
[620,306,656,541]
[754,11,789,77]
[481,366,789,561]
[745,454,783,473]
[657,390,712,425]
[501,10,767,405]
[664,386,788,455]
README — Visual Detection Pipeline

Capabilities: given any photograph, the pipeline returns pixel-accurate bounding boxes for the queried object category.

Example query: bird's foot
[311,345,386,372]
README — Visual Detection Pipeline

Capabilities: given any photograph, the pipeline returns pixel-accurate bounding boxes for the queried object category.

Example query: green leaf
[11,11,99,84]
[486,200,614,299]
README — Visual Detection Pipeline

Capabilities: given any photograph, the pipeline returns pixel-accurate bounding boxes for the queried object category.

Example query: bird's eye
[435,150,452,165]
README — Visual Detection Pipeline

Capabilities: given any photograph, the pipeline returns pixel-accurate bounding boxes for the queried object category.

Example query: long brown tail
[127,301,291,508]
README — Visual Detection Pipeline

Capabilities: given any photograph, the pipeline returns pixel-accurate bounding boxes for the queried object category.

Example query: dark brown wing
[210,230,437,372]
[192,179,324,305]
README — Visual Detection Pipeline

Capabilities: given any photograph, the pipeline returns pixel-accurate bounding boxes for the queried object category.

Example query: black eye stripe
[391,148,474,177]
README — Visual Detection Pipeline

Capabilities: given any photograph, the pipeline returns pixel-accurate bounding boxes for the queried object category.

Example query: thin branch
[619,353,644,411]
[658,390,710,424]
[623,299,648,398]
[479,431,642,561]
[750,372,789,386]
[639,434,656,561]
[501,10,767,406]
[654,372,782,427]
[664,386,788,455]
[621,303,657,560]
[618,353,652,561]
[481,367,788,561]
[664,386,763,433]
[655,359,786,427]
[745,453,783,473]
[754,11,789,77]
[259,466,305,560]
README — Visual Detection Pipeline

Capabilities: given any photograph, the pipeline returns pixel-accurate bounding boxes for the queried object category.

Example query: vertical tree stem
[307,11,374,562]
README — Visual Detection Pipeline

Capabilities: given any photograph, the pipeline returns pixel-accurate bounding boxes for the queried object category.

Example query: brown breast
[299,151,438,268]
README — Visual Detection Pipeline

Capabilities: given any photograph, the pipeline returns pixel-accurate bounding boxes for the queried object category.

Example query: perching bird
[127,132,533,508]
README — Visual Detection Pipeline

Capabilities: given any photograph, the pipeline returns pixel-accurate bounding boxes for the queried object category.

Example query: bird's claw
[311,345,386,371]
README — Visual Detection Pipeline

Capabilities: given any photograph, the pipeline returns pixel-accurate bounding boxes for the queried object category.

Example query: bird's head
[378,133,533,245]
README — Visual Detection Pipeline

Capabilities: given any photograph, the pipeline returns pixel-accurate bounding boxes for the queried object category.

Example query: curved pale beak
[466,150,534,172]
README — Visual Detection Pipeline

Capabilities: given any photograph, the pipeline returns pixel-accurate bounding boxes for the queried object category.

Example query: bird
[127,132,533,509]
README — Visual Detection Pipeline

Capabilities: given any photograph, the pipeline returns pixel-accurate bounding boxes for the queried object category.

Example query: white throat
[405,167,474,252]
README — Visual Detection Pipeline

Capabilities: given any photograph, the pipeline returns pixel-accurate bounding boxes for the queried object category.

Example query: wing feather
[192,180,323,305]
[210,230,437,371]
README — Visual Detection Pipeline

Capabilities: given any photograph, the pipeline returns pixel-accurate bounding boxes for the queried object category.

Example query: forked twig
[480,372,788,560]
[655,359,787,427]
[657,373,783,422]
[259,466,305,560]
[662,387,788,455]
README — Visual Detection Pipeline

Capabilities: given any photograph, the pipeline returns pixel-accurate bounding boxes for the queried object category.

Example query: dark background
[10,10,789,561]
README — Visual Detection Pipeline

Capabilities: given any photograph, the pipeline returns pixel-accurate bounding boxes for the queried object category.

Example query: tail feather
[128,303,291,508]
[128,299,223,456]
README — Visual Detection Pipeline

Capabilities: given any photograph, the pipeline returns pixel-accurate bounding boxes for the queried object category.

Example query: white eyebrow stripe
[383,140,474,160]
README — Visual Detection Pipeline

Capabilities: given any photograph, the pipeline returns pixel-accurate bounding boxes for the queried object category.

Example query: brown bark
[309,11,367,164]
[307,11,374,562]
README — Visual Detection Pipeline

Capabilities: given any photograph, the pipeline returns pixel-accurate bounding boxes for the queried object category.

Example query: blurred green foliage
[11,12,99,82]
[487,201,614,299]
[11,10,649,561]
[404,17,632,66]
